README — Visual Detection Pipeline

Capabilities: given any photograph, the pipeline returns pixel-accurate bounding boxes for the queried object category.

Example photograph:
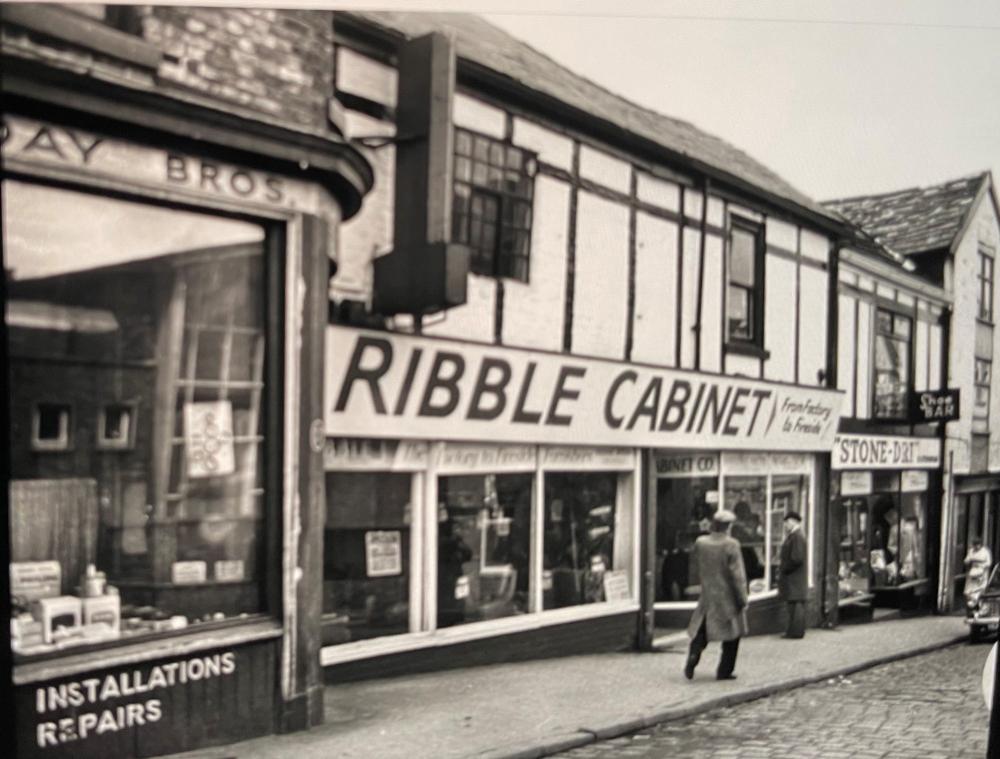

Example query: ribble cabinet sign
[325,327,844,451]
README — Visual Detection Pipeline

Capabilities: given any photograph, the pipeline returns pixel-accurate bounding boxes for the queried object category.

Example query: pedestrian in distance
[778,510,807,639]
[683,509,748,681]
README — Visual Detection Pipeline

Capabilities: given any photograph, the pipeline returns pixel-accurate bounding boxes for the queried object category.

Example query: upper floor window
[873,308,912,419]
[975,358,992,424]
[452,127,536,282]
[978,244,995,322]
[59,4,142,34]
[726,218,765,347]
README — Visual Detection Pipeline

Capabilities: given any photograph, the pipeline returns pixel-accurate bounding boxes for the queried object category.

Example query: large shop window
[873,308,912,419]
[836,470,929,601]
[322,443,637,650]
[452,127,536,282]
[655,453,811,603]
[5,180,272,658]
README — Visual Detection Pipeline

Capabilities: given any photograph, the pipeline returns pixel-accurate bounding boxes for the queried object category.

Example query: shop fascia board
[0,58,375,219]
[839,247,951,308]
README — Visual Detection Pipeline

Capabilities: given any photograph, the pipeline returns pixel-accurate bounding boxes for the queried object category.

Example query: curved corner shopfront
[323,325,844,676]
[830,433,942,617]
[4,108,369,758]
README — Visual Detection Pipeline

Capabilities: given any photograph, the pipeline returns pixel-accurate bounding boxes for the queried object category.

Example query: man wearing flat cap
[684,509,748,681]
[778,511,807,639]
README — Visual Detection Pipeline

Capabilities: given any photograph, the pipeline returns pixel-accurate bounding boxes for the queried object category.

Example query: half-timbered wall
[334,49,833,389]
[835,251,948,421]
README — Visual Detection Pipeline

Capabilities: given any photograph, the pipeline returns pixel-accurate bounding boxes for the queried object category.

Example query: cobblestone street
[555,642,992,759]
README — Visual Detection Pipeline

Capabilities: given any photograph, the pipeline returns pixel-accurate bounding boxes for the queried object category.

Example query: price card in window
[10,561,61,601]
[455,576,470,600]
[184,401,236,478]
[215,560,245,582]
[365,530,402,577]
[603,570,631,602]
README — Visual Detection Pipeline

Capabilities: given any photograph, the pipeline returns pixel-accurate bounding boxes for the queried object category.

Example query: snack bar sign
[326,327,843,451]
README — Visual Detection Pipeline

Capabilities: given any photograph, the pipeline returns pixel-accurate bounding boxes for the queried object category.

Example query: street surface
[555,642,990,759]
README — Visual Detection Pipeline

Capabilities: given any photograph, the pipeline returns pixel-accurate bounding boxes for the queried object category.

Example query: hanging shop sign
[13,641,276,759]
[183,401,235,478]
[840,471,874,496]
[654,452,719,478]
[831,434,941,470]
[1,115,319,211]
[908,389,960,423]
[901,470,930,493]
[325,326,843,452]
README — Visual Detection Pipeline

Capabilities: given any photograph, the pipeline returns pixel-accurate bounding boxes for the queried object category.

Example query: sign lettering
[909,389,960,423]
[832,434,941,470]
[326,327,843,451]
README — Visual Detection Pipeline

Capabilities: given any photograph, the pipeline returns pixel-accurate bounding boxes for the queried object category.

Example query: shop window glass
[437,474,532,628]
[770,475,808,590]
[897,492,925,582]
[873,309,911,419]
[655,476,717,601]
[5,180,268,657]
[323,473,412,644]
[838,494,871,600]
[543,472,619,609]
[954,495,970,579]
[724,476,768,593]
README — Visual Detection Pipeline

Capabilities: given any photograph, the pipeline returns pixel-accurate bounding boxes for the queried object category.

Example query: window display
[838,497,871,600]
[323,473,412,644]
[437,474,532,627]
[725,476,768,592]
[656,476,717,601]
[770,475,809,590]
[6,180,270,657]
[543,472,620,609]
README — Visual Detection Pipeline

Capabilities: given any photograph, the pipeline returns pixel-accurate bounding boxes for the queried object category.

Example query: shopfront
[653,451,818,631]
[830,434,942,615]
[324,325,843,675]
[4,105,368,757]
[950,477,1000,605]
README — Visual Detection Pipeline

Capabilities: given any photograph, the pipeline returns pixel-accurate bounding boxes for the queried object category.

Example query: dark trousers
[785,601,806,638]
[687,620,740,678]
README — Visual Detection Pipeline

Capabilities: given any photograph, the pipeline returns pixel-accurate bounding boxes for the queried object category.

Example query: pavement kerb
[484,632,970,759]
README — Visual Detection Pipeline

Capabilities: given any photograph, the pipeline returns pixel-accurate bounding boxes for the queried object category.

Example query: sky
[332,0,1000,203]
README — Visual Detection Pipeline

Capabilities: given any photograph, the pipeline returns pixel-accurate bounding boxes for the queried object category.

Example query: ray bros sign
[326,327,843,451]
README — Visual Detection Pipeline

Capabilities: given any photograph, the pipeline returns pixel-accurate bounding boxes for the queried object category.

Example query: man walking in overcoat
[778,510,807,639]
[684,509,748,681]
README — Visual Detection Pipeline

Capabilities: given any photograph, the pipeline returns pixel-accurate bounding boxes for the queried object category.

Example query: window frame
[5,172,292,666]
[451,126,537,283]
[725,216,766,351]
[975,357,992,425]
[30,402,73,452]
[978,244,995,323]
[96,401,138,451]
[871,306,914,421]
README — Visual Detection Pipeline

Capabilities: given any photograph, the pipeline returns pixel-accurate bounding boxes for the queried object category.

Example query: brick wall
[141,6,335,131]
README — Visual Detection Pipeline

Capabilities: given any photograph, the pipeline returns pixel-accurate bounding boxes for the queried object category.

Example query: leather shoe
[684,660,696,680]
[716,674,737,680]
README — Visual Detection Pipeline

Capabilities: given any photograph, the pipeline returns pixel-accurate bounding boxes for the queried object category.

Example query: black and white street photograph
[2,1,1000,757]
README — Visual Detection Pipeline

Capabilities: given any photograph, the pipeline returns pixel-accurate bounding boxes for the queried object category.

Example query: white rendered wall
[763,253,797,382]
[632,212,678,366]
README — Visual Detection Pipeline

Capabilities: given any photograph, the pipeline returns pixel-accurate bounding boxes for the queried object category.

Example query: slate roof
[823,173,990,256]
[344,11,842,225]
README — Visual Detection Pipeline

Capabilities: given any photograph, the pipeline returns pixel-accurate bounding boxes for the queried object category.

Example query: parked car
[966,564,1000,642]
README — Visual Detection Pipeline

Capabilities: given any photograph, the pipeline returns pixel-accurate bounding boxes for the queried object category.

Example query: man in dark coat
[684,509,748,681]
[778,510,808,639]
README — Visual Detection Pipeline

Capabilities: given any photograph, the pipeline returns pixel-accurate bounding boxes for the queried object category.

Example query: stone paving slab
[167,615,969,759]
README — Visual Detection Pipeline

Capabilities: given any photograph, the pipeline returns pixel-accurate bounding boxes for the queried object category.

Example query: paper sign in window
[184,400,235,478]
[364,530,402,577]
[602,570,631,602]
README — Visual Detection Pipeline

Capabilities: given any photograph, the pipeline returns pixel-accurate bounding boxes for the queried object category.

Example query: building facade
[2,5,371,758]
[827,172,1000,612]
[322,11,851,680]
